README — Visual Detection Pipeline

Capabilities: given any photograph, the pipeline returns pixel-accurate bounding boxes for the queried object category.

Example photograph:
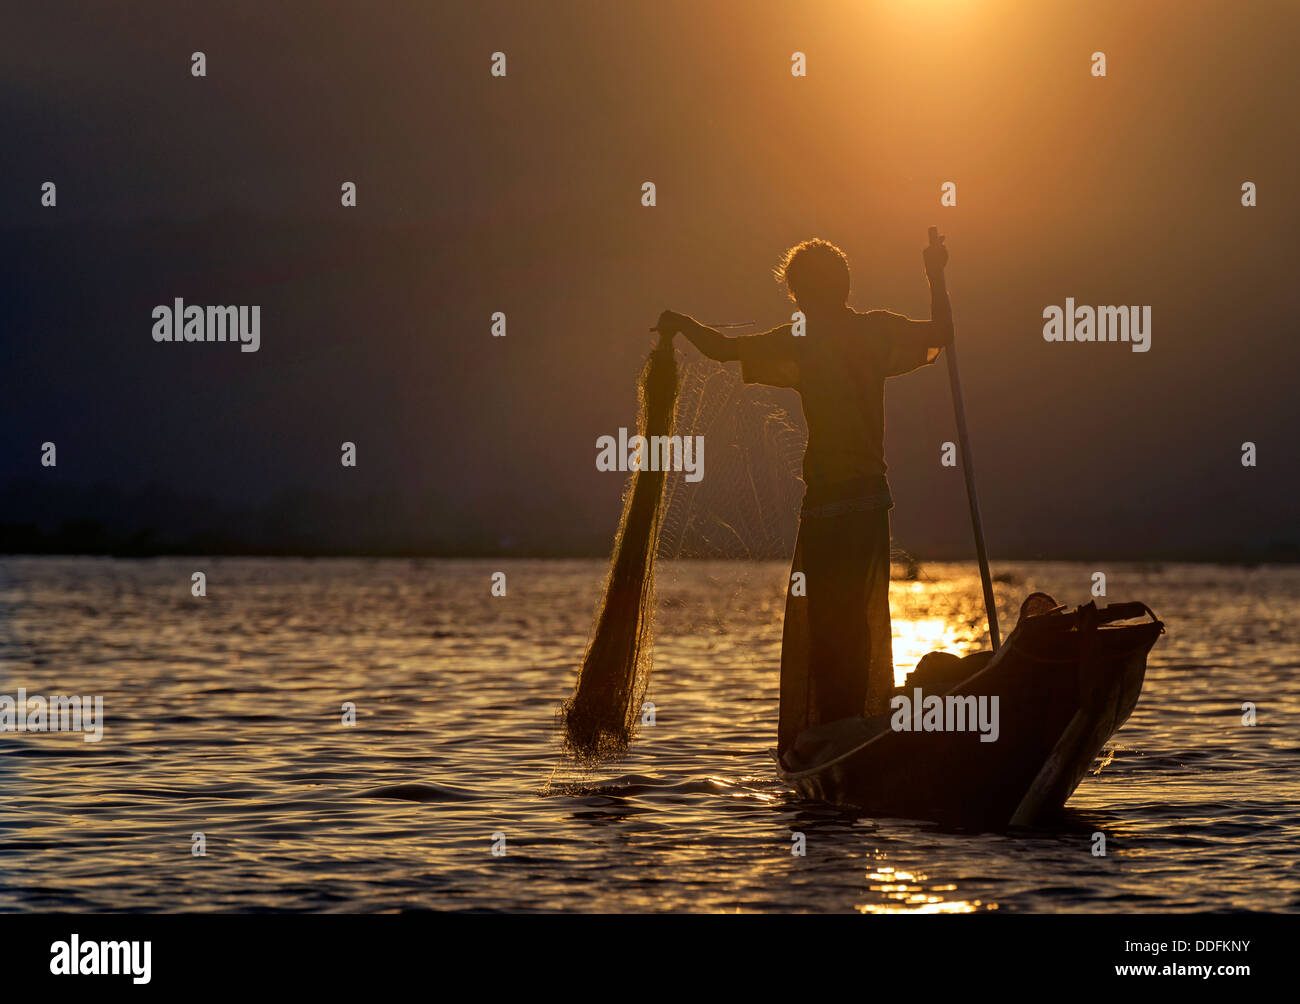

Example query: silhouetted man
[656,235,953,757]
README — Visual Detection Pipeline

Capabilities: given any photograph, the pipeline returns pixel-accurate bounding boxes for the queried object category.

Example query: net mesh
[657,357,806,561]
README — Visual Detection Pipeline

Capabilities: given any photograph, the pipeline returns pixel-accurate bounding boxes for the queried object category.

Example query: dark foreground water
[0,557,1295,913]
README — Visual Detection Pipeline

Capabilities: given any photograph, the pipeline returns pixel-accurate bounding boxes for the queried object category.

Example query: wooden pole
[932,227,1001,651]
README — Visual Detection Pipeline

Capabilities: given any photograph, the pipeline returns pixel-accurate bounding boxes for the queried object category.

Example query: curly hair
[773,238,851,305]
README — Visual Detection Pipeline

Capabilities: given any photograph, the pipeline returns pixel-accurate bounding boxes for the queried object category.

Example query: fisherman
[655,234,953,759]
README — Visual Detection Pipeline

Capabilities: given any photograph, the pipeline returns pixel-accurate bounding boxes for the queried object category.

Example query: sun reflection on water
[888,577,988,686]
[857,866,994,915]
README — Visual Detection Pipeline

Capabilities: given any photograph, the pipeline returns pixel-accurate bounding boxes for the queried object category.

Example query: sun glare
[890,615,964,687]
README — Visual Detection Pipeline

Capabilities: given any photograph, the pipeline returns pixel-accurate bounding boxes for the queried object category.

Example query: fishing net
[559,336,678,762]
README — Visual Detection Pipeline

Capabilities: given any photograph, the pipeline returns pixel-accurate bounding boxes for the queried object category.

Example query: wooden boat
[774,598,1164,828]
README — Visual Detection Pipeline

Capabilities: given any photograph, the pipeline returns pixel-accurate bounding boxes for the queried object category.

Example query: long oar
[931,226,1001,651]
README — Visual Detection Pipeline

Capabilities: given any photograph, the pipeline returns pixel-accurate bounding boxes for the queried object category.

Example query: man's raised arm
[920,233,954,346]
[886,234,955,360]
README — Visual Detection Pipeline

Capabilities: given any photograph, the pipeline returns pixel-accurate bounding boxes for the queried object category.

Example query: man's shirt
[735,308,940,491]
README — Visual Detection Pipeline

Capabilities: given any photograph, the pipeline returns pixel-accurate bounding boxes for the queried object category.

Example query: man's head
[774,238,851,314]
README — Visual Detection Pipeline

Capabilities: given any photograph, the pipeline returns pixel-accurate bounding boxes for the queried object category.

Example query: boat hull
[776,602,1163,828]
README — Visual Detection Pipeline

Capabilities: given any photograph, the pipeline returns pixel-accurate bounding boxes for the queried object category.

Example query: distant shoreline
[3,514,1296,565]
[1,549,1295,565]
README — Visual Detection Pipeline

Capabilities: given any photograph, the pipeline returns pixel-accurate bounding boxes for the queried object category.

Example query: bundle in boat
[561,335,678,763]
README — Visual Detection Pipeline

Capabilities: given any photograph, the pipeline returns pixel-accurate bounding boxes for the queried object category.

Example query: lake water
[0,557,1296,913]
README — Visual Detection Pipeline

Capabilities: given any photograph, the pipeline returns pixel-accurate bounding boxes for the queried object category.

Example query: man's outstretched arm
[655,310,799,387]
[654,310,742,361]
